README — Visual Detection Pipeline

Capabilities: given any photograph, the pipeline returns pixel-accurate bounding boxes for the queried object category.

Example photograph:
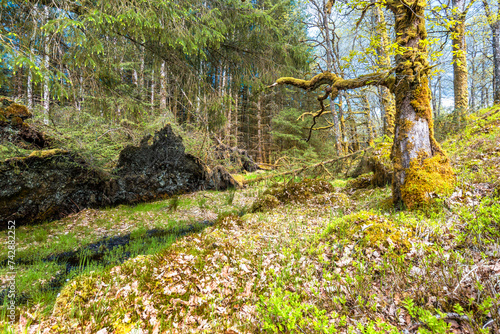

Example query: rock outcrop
[0,122,237,228]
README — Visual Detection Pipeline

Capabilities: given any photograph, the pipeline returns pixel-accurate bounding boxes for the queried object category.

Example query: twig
[453,265,479,294]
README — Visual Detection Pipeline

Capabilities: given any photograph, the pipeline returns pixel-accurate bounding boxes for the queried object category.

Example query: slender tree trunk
[470,50,476,111]
[234,90,239,147]
[362,95,374,146]
[151,65,155,113]
[451,0,469,127]
[27,10,38,111]
[338,93,347,153]
[345,97,359,152]
[322,3,341,154]
[27,64,33,111]
[139,47,145,101]
[133,69,138,86]
[481,57,486,107]
[42,6,50,125]
[483,0,500,104]
[160,61,167,112]
[226,73,232,145]
[256,95,263,163]
[373,3,396,137]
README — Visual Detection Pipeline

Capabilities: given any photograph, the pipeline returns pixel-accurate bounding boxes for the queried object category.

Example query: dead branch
[244,148,373,185]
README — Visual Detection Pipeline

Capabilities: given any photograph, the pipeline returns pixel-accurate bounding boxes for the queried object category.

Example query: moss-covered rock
[0,97,32,121]
[0,97,49,152]
[324,211,413,253]
[250,178,336,212]
[345,173,373,191]
[264,178,335,204]
[250,194,280,213]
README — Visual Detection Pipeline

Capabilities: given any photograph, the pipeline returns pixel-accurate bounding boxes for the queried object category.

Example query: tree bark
[256,95,263,163]
[151,66,155,113]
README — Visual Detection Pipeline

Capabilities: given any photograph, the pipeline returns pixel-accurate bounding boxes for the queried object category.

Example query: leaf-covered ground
[2,107,500,334]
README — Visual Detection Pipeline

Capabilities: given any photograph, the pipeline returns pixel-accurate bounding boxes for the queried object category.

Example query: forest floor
[1,106,500,334]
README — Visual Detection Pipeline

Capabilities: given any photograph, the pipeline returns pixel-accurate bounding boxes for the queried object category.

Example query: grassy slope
[1,107,500,333]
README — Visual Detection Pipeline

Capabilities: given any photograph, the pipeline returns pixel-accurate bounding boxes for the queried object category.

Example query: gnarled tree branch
[269,70,394,92]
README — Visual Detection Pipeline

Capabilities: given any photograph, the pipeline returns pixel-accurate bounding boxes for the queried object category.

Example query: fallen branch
[244,148,373,185]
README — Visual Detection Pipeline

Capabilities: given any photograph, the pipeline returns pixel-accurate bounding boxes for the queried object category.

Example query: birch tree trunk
[27,14,37,111]
[256,95,263,163]
[42,6,50,125]
[160,61,167,113]
[151,67,155,113]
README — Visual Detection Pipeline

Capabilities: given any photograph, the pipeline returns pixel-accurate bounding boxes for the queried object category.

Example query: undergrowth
[1,106,499,333]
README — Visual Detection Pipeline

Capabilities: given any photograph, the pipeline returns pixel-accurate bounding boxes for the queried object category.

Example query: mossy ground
[1,107,500,333]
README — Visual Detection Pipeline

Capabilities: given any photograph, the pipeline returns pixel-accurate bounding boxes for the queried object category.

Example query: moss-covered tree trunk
[387,1,453,208]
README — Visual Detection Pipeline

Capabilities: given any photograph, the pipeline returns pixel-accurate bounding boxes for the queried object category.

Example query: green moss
[401,153,455,209]
[312,192,350,207]
[215,213,245,228]
[52,273,103,318]
[323,211,414,252]
[28,149,68,159]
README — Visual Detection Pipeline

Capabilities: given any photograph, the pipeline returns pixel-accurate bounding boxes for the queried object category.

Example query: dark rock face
[0,150,110,225]
[110,125,211,204]
[0,124,233,228]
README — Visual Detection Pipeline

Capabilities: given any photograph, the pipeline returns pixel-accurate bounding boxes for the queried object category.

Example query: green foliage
[457,197,500,246]
[402,299,451,334]
[258,286,337,333]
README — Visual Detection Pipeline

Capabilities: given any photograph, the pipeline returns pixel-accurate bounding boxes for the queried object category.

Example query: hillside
[1,106,498,333]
